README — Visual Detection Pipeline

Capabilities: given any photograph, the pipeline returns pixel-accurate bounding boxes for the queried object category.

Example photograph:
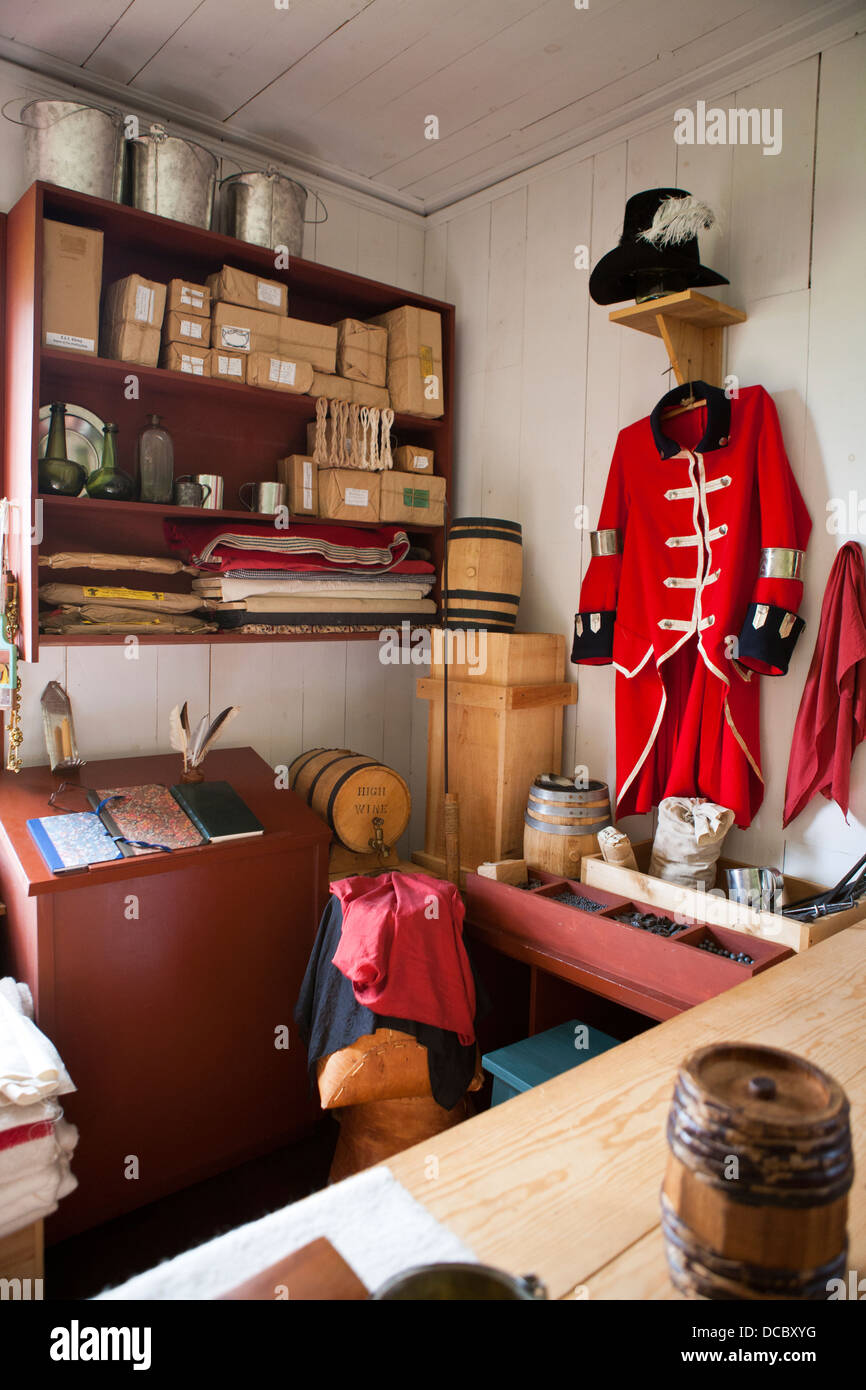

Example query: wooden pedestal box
[413,633,576,880]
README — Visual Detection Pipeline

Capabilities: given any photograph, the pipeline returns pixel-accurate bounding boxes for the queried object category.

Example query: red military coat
[572,382,811,827]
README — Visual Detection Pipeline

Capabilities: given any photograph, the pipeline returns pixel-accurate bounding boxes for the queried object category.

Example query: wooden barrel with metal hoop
[522,775,611,876]
[442,516,522,632]
[661,1043,854,1300]
[287,748,411,853]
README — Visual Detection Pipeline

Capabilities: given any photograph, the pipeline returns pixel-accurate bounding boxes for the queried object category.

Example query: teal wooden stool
[482,1020,620,1106]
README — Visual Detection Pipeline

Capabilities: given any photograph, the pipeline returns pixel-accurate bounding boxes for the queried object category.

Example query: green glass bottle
[84,423,135,501]
[38,402,87,496]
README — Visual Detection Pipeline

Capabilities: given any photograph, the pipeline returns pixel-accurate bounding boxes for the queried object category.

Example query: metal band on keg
[448,526,523,545]
[306,752,357,806]
[530,780,608,805]
[590,528,621,558]
[325,760,381,824]
[443,589,522,604]
[758,547,804,581]
[523,812,611,836]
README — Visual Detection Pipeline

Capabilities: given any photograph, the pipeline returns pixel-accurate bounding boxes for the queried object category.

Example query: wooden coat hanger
[662,380,707,419]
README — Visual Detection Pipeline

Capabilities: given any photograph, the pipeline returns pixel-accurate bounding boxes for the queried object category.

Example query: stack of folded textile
[38,553,216,635]
[167,520,437,634]
[0,979,78,1237]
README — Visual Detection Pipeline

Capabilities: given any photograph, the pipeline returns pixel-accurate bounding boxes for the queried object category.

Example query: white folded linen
[0,977,33,1018]
[96,1164,477,1300]
[0,1097,61,1135]
[0,991,75,1105]
[0,1158,78,1239]
[195,576,433,601]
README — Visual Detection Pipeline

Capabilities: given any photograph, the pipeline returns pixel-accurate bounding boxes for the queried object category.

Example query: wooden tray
[581,843,866,952]
[465,869,793,1013]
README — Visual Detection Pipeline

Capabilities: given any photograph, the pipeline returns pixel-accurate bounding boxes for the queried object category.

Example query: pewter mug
[173,475,211,508]
[725,866,784,914]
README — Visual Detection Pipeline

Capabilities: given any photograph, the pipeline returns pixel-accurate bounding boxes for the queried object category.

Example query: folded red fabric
[784,542,866,825]
[330,872,476,1045]
[164,520,413,573]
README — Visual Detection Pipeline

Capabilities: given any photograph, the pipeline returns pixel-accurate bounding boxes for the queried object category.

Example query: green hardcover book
[170,781,264,843]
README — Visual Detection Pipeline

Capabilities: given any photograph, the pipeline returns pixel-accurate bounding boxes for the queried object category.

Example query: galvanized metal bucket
[3,98,124,202]
[220,165,327,253]
[127,124,217,229]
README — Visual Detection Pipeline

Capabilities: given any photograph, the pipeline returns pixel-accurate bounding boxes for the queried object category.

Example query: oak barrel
[523,775,611,875]
[442,516,522,632]
[661,1043,854,1300]
[288,748,410,853]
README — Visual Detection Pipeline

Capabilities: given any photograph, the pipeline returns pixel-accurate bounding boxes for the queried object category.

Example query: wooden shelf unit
[2,182,455,658]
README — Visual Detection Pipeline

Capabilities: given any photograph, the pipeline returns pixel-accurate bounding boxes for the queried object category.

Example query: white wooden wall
[0,58,429,854]
[424,33,866,886]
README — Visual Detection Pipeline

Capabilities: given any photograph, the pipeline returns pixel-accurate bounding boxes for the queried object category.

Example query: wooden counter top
[387,920,866,1300]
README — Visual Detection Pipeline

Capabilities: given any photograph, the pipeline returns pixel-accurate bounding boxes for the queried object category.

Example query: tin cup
[194,473,224,510]
[725,866,784,914]
[239,481,287,514]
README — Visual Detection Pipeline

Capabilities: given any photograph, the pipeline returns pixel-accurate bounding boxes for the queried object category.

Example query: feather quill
[169,704,188,767]
[188,714,209,768]
[639,195,717,248]
[194,706,239,764]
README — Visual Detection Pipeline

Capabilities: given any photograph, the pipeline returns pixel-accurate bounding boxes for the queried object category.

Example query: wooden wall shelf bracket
[608,289,747,388]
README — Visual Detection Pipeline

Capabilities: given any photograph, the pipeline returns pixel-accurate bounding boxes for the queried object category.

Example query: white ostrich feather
[639,195,717,248]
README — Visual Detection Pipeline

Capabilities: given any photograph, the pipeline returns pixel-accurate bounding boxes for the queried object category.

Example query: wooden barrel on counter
[662,1043,854,1300]
[287,748,411,853]
[523,775,611,876]
[442,516,523,632]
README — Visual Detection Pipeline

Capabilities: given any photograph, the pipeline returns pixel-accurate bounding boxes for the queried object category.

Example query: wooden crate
[465,869,793,1014]
[581,841,866,953]
[414,633,576,879]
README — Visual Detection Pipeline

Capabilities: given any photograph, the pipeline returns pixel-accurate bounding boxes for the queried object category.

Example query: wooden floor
[46,1121,338,1300]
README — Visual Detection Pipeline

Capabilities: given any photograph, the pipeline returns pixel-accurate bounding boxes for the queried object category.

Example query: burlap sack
[40,583,203,613]
[648,796,735,890]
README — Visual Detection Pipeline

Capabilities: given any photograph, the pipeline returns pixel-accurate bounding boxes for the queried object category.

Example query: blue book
[27,813,125,874]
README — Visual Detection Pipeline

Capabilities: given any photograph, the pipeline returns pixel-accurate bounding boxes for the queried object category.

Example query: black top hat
[589,187,729,306]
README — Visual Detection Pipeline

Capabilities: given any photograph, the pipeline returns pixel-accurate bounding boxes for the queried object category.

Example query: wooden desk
[387,921,866,1300]
[0,746,331,1241]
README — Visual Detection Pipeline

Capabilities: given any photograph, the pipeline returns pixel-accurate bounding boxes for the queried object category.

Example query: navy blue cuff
[571,610,615,664]
[737,603,805,676]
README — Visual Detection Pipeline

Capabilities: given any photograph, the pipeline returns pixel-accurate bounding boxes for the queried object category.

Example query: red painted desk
[0,746,330,1241]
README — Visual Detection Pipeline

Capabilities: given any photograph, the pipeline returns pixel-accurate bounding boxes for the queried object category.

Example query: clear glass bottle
[38,402,87,496]
[85,423,135,501]
[137,414,174,503]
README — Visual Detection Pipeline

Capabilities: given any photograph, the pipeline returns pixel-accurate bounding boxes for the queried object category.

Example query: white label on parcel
[134,285,155,324]
[45,331,95,352]
[218,355,242,377]
[412,454,430,470]
[181,354,205,375]
[181,319,203,340]
[303,459,313,509]
[181,287,205,309]
[257,281,282,307]
[269,358,296,384]
[345,488,369,507]
[220,324,251,351]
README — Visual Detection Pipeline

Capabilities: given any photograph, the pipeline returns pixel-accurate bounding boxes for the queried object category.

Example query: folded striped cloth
[166,521,411,573]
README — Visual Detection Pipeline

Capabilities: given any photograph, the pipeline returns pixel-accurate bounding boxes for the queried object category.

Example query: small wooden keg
[442,516,523,632]
[522,775,611,876]
[287,748,410,853]
[661,1043,854,1300]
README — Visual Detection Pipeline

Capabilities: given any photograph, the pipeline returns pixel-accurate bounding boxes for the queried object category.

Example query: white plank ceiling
[0,0,859,210]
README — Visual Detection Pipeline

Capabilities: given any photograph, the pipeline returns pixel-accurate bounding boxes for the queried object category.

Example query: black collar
[650,380,731,459]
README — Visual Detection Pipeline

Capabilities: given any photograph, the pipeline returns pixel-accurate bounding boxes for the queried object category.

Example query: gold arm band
[590,528,621,558]
[758,547,804,581]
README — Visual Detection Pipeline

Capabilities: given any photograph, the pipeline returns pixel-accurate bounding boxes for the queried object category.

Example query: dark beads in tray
[611,910,686,938]
[549,890,608,912]
[697,938,754,965]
